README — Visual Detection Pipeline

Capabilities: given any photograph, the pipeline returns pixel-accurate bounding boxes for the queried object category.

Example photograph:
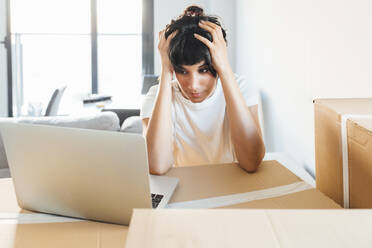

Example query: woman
[141,6,265,174]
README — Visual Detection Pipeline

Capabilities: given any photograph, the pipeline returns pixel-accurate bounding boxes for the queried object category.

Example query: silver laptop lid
[0,122,152,225]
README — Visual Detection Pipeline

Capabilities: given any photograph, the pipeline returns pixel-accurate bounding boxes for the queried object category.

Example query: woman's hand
[158,29,177,74]
[194,20,231,74]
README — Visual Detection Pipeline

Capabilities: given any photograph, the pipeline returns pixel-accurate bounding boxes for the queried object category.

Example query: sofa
[0,110,143,176]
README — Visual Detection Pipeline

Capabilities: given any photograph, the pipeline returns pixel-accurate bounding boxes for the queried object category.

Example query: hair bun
[184,5,204,17]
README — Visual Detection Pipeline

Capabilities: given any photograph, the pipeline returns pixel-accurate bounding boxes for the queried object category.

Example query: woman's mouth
[190,92,202,98]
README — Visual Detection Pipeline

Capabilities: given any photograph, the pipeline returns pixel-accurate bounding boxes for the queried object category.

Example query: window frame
[5,0,154,117]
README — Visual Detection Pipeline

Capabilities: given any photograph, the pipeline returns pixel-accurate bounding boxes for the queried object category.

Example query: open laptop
[0,122,178,225]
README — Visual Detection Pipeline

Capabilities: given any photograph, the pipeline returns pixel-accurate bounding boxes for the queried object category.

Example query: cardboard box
[125,209,372,248]
[314,98,372,208]
[0,178,128,248]
[0,220,128,248]
[0,160,340,247]
[165,160,340,209]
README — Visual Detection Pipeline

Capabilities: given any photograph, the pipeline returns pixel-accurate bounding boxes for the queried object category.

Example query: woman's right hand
[158,29,177,74]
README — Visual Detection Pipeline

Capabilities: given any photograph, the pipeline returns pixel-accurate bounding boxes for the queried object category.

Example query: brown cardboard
[0,178,128,247]
[0,178,129,248]
[217,188,340,209]
[0,160,340,247]
[125,209,372,248]
[347,118,372,207]
[166,160,302,203]
[0,221,128,248]
[314,98,372,207]
[165,160,339,208]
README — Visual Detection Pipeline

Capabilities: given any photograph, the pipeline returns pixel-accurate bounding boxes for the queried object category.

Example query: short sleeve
[236,74,259,107]
[140,85,159,120]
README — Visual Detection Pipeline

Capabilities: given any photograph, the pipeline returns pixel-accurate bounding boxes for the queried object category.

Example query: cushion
[0,111,120,170]
[16,111,120,131]
[121,116,143,134]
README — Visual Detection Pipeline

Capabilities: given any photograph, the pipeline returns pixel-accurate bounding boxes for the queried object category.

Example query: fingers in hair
[193,33,212,48]
[198,21,222,40]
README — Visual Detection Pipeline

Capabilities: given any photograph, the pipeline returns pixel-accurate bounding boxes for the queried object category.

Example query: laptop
[0,122,179,225]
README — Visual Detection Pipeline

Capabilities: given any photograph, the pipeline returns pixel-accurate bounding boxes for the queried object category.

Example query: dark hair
[165,5,227,77]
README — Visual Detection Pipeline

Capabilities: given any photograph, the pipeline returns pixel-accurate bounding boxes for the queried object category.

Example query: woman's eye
[199,68,209,73]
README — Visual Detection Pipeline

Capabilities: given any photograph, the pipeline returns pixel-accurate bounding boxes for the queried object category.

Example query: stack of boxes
[314,98,372,208]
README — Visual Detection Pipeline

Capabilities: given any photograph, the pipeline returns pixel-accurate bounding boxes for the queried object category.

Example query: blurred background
[1,0,371,177]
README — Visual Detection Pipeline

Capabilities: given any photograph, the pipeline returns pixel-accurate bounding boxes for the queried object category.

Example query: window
[7,0,152,116]
[97,0,142,108]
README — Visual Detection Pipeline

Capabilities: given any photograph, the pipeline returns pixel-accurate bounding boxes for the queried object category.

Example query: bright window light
[10,0,143,116]
[11,0,91,34]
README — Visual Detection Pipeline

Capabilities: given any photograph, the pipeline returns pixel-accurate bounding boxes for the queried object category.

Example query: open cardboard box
[0,160,340,247]
[0,178,128,248]
[125,209,372,248]
[0,218,128,248]
[314,98,372,208]
[165,160,339,209]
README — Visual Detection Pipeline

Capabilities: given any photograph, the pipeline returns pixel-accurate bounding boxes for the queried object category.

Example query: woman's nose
[188,73,200,91]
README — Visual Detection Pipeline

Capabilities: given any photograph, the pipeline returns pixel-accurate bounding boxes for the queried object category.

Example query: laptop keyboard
[151,193,164,208]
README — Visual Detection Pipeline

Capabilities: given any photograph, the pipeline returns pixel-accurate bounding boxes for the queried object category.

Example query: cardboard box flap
[314,98,372,207]
[345,118,372,207]
[314,98,372,116]
[348,118,372,149]
[166,160,302,203]
[217,188,340,209]
[125,209,372,248]
[0,221,128,248]
[126,209,281,248]
[351,118,372,132]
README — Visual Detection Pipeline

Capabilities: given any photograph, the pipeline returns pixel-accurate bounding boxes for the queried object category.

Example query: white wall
[154,0,236,75]
[0,0,7,117]
[236,0,372,176]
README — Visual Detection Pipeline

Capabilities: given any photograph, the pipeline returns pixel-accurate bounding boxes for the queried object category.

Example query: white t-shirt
[140,74,259,167]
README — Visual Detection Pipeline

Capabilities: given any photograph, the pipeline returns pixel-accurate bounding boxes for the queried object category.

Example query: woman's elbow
[148,160,172,175]
[240,161,260,173]
[240,145,266,173]
[149,166,168,175]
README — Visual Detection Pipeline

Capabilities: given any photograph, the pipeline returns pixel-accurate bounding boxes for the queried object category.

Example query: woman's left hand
[194,20,231,74]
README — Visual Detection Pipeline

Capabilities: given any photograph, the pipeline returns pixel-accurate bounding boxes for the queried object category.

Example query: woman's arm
[218,68,266,172]
[142,30,177,175]
[194,21,265,172]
